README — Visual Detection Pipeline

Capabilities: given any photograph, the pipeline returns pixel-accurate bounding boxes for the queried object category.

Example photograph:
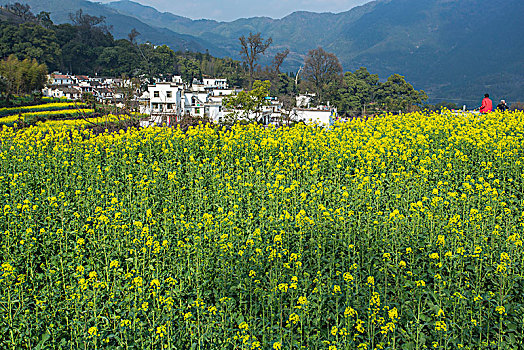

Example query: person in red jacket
[479,93,493,113]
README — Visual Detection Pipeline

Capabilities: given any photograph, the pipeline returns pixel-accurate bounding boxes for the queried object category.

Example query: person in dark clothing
[497,100,509,112]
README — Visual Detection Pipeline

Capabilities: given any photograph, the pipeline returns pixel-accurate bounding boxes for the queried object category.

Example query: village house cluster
[42,73,337,125]
[142,76,236,124]
[143,76,336,125]
[43,73,131,103]
[142,76,290,125]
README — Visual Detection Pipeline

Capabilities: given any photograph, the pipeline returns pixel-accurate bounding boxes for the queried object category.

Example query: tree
[149,45,177,77]
[59,11,114,74]
[375,74,427,112]
[0,55,18,100]
[200,55,245,88]
[330,67,429,115]
[239,33,272,87]
[0,55,47,101]
[128,28,140,45]
[222,80,271,124]
[0,8,246,82]
[69,9,106,29]
[276,73,294,96]
[337,67,380,115]
[302,47,342,104]
[179,58,200,84]
[6,3,34,22]
[36,11,53,28]
[96,40,140,76]
[0,22,61,70]
[271,49,289,75]
[0,76,6,98]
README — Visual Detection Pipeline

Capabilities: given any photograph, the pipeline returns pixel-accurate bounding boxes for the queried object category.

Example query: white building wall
[211,89,233,97]
[50,77,74,86]
[149,83,183,115]
[203,78,228,89]
[206,104,225,122]
[292,109,336,125]
[296,94,316,108]
[183,91,209,117]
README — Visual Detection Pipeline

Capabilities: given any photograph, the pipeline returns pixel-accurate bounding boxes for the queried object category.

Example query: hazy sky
[91,0,371,21]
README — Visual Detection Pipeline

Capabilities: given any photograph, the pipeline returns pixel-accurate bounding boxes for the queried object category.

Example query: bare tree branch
[239,32,272,87]
[303,47,342,103]
[271,49,290,75]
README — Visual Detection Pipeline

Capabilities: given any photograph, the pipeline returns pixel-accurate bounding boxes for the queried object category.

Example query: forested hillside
[0,0,225,55]
[0,5,245,85]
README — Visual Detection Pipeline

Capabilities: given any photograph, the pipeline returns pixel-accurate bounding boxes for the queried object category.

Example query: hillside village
[1,1,524,349]
[43,72,337,126]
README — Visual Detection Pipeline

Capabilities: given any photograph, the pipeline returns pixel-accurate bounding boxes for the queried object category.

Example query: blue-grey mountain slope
[108,0,524,103]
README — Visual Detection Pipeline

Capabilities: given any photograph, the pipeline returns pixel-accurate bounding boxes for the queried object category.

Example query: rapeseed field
[0,102,87,117]
[0,110,523,349]
[0,102,91,126]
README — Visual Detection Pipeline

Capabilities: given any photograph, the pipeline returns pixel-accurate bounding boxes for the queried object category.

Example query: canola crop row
[0,110,523,349]
[0,110,126,127]
[0,102,87,117]
[31,113,137,131]
[0,109,95,123]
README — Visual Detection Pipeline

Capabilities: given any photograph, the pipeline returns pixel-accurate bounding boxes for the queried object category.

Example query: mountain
[3,0,523,103]
[0,0,226,55]
[107,0,524,104]
[106,0,380,69]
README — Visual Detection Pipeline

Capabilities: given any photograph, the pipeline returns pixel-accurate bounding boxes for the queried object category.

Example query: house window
[167,91,172,98]
[153,103,159,109]
[154,91,159,98]
[167,103,173,110]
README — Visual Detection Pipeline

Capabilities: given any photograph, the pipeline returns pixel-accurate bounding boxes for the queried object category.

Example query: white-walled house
[77,81,95,94]
[139,91,151,114]
[43,86,82,100]
[183,90,208,117]
[203,78,228,89]
[205,102,224,122]
[148,82,184,117]
[142,78,243,122]
[210,88,234,98]
[291,108,337,125]
[202,91,285,124]
[190,82,206,93]
[207,89,234,110]
[93,87,114,103]
[296,93,316,108]
[49,74,75,86]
